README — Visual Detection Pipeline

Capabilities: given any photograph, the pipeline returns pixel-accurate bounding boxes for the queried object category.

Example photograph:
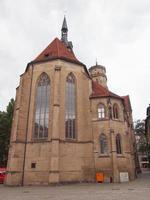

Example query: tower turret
[61,16,73,51]
[89,63,108,88]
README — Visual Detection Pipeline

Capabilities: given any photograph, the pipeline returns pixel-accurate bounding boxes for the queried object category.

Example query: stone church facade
[6,18,136,185]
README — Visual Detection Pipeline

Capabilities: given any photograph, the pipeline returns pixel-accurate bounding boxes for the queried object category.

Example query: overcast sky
[0,0,150,120]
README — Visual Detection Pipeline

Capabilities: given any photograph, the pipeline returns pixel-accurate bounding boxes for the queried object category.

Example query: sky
[0,0,150,120]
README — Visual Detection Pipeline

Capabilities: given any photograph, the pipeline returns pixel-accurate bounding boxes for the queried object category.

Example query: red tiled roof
[122,95,132,112]
[90,81,123,99]
[34,37,83,65]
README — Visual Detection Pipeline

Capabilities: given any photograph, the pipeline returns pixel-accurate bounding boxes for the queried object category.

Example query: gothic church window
[116,134,122,154]
[65,73,76,139]
[100,134,108,154]
[34,73,50,139]
[113,104,119,119]
[98,104,105,119]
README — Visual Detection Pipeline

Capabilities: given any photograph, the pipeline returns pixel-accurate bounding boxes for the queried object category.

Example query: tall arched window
[34,73,50,139]
[113,104,119,119]
[98,104,105,119]
[100,134,108,154]
[116,134,122,154]
[65,73,76,139]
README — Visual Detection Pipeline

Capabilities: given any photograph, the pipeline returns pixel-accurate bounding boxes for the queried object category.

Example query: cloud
[0,0,150,120]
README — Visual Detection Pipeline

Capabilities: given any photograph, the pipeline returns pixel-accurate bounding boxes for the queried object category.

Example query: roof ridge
[122,95,132,111]
[91,81,123,99]
[34,37,80,63]
[109,90,122,98]
[92,81,109,94]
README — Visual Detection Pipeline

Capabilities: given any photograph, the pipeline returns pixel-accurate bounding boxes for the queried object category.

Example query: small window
[100,134,108,154]
[31,163,36,169]
[113,104,119,119]
[116,134,122,154]
[98,104,105,119]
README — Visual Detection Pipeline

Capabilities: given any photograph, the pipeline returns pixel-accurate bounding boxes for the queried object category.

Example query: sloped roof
[122,95,132,112]
[90,81,123,99]
[34,37,84,66]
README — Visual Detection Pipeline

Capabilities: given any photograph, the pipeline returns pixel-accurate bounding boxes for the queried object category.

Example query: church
[6,17,136,185]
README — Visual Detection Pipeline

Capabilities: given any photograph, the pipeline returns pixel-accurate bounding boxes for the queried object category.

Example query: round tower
[89,64,108,88]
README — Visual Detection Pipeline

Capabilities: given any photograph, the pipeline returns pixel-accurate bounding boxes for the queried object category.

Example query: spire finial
[96,58,98,66]
[61,15,68,31]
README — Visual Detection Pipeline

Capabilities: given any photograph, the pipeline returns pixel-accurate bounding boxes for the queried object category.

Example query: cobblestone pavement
[0,172,150,200]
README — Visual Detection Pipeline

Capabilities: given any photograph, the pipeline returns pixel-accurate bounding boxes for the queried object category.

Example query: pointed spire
[61,16,73,51]
[61,16,68,31]
[61,16,68,46]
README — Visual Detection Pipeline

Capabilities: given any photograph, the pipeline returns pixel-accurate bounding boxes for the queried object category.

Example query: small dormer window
[44,53,49,57]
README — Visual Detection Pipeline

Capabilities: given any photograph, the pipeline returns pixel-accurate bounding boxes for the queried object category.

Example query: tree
[134,119,150,164]
[0,98,15,167]
[134,119,146,152]
[134,119,145,135]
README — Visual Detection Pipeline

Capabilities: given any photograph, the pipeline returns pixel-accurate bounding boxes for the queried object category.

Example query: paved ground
[0,172,150,200]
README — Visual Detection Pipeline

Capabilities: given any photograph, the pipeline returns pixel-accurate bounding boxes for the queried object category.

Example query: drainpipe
[21,63,34,186]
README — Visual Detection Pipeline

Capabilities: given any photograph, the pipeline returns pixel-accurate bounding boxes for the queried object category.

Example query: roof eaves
[30,56,85,66]
[24,57,90,78]
[122,95,132,112]
[90,93,124,100]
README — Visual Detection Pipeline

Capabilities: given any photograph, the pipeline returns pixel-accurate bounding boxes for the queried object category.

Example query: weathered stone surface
[5,54,136,185]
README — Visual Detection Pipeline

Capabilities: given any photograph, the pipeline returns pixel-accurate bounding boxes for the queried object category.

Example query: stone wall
[5,59,136,185]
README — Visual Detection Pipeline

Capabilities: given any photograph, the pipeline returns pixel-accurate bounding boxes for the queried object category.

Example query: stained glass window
[65,74,76,139]
[100,134,108,154]
[34,73,50,139]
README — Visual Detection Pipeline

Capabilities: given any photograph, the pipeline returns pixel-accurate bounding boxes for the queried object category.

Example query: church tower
[89,63,107,88]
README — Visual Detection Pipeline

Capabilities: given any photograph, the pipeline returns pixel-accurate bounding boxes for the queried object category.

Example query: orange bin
[96,172,104,183]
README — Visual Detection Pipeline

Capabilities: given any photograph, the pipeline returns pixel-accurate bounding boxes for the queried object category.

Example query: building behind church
[5,18,136,185]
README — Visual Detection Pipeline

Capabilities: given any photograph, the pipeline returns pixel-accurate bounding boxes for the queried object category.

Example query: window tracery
[65,73,76,139]
[34,73,50,139]
[100,134,108,154]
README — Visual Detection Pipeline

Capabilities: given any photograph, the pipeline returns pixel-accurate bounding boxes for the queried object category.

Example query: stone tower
[89,64,107,88]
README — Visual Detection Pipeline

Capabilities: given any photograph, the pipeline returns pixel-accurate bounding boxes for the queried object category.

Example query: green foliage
[134,119,147,152]
[0,99,15,167]
[135,119,150,163]
[6,98,14,132]
[134,119,145,135]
